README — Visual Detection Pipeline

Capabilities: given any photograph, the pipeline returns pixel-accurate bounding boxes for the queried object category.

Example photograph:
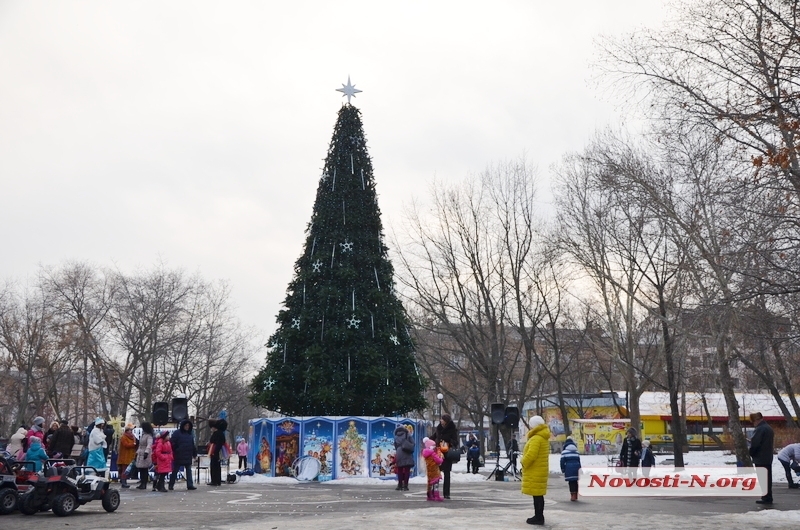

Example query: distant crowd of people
[4,415,237,492]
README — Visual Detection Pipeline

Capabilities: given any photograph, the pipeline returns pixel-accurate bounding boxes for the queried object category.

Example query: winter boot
[570,491,578,501]
[395,483,402,490]
[427,488,434,501]
[527,495,545,525]
[433,486,444,502]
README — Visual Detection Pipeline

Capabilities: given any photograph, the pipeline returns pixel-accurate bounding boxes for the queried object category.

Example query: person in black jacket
[432,414,459,499]
[169,419,198,491]
[207,419,227,486]
[48,420,74,458]
[619,428,642,477]
[749,412,774,504]
[507,433,520,475]
[103,423,115,461]
[465,434,480,474]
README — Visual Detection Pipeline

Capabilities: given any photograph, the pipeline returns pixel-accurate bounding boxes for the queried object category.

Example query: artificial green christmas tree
[251,88,426,416]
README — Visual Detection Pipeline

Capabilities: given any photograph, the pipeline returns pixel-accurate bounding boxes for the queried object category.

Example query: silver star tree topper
[336,76,362,103]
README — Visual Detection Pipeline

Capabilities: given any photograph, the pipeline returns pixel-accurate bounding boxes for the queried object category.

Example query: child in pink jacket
[237,438,249,469]
[422,437,444,501]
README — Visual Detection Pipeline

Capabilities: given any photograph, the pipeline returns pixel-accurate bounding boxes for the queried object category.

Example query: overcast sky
[0,1,667,339]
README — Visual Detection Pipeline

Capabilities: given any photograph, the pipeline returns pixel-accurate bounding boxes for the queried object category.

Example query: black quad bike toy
[18,459,120,517]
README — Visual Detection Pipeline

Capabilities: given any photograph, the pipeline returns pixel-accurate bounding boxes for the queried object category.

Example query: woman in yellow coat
[520,415,550,526]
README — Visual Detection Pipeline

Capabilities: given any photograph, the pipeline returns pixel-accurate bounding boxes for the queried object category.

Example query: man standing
[619,428,642,478]
[169,419,198,490]
[507,433,520,475]
[749,412,774,504]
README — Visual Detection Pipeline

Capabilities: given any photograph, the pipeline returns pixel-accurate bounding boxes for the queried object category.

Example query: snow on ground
[548,450,797,483]
[238,450,796,486]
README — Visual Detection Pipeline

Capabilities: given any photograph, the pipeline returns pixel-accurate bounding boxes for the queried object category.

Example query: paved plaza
[2,474,799,529]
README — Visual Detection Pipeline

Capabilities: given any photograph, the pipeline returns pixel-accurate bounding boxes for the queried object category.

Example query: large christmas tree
[252,86,426,416]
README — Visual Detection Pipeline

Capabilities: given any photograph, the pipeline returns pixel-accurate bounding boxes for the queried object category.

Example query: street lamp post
[437,393,444,417]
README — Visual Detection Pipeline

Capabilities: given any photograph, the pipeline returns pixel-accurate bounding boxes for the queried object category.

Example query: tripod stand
[502,451,521,481]
[486,442,504,481]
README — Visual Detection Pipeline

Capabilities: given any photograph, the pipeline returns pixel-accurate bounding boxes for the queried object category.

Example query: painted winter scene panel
[336,418,368,478]
[250,419,274,476]
[369,419,397,479]
[274,419,301,477]
[302,418,334,481]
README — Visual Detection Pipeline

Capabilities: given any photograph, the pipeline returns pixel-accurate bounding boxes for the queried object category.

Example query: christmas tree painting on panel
[252,83,426,416]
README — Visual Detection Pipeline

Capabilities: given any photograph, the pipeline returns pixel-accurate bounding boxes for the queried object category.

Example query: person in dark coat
[507,433,520,474]
[103,423,115,461]
[49,420,74,458]
[749,412,774,504]
[45,421,59,448]
[560,437,582,501]
[432,414,459,500]
[465,434,480,474]
[619,428,642,477]
[207,419,227,486]
[640,439,656,477]
[393,425,415,491]
[169,419,198,490]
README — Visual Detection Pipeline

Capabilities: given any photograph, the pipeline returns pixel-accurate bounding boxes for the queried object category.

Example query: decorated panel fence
[248,417,425,481]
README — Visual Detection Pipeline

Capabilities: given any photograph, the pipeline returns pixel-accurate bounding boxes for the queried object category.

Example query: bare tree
[553,146,665,445]
[395,159,547,453]
[599,0,800,198]
[41,262,114,424]
[0,282,74,427]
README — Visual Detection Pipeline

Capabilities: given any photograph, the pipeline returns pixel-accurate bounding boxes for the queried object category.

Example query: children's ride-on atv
[0,456,39,515]
[0,456,20,515]
[18,462,120,517]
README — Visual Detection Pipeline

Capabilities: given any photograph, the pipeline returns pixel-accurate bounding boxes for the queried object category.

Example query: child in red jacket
[153,430,174,492]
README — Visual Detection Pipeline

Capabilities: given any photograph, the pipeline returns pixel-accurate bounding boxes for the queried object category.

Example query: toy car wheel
[52,492,77,517]
[0,488,19,515]
[102,488,120,512]
[18,493,38,516]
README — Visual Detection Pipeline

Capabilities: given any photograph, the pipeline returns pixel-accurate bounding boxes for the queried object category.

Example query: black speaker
[171,397,188,422]
[491,403,506,425]
[503,406,520,429]
[152,401,169,426]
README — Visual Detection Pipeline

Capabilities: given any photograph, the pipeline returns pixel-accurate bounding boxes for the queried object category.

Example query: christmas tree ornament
[346,314,361,329]
[335,75,362,104]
